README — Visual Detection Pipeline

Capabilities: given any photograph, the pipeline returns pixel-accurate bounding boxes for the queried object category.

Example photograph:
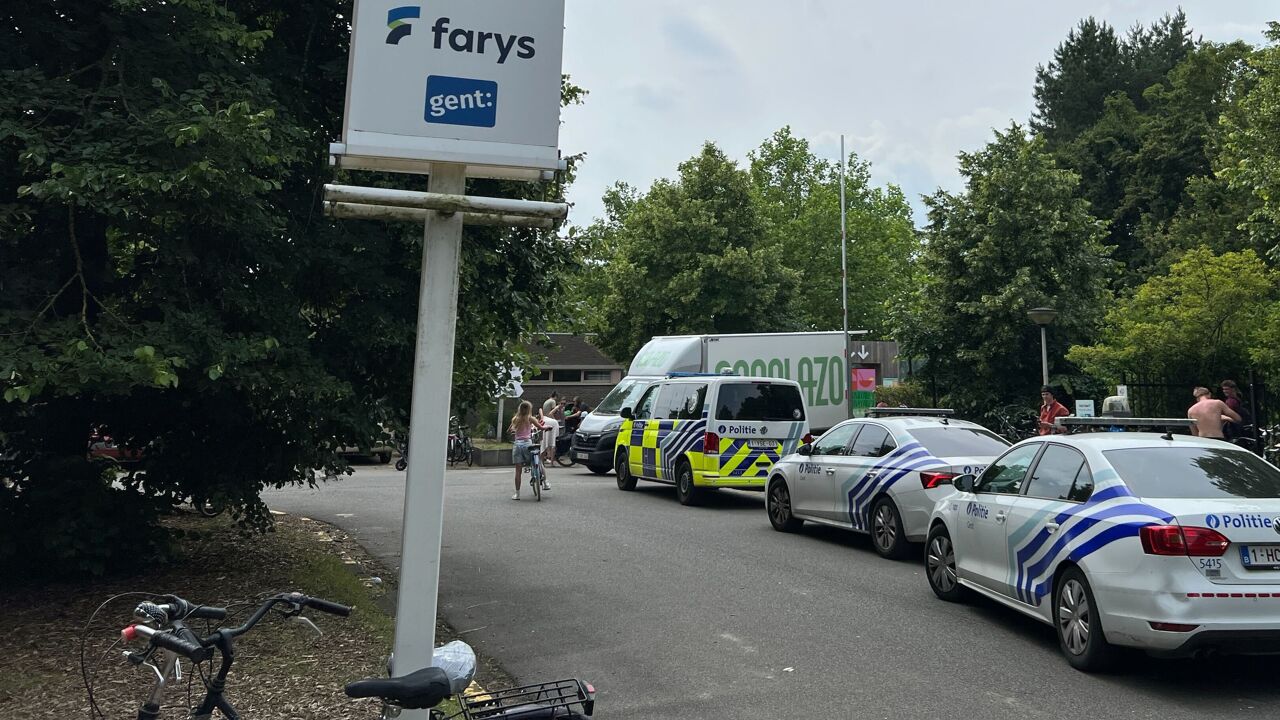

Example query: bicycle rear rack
[457,679,594,719]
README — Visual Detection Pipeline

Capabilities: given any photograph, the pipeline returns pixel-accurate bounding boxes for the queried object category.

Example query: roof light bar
[1055,417,1197,433]
[866,407,955,418]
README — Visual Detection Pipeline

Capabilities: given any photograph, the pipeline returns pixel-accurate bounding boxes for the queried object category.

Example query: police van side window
[1023,444,1086,502]
[664,384,707,420]
[634,386,660,420]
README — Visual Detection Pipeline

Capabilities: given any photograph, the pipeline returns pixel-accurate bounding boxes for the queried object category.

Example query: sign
[1116,385,1128,397]
[1075,400,1096,418]
[336,0,566,176]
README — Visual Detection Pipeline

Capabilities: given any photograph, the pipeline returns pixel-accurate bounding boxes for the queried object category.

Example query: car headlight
[604,420,622,433]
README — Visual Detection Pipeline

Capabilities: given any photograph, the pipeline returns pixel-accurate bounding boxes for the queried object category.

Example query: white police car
[765,409,1010,558]
[926,419,1280,671]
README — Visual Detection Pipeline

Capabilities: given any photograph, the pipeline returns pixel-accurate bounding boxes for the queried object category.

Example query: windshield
[910,427,1010,458]
[1104,446,1280,499]
[714,382,806,422]
[594,379,652,415]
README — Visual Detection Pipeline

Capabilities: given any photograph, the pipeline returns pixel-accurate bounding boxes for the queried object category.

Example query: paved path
[266,464,1280,720]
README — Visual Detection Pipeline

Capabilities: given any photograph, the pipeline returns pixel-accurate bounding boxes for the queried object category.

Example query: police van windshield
[715,382,805,422]
[1104,447,1280,499]
[595,379,651,416]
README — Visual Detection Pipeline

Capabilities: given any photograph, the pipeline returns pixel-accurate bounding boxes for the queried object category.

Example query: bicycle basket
[457,679,594,719]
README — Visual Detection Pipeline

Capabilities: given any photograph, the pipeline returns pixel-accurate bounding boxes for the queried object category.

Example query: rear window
[1103,447,1280,499]
[714,382,805,421]
[910,427,1010,458]
[595,379,651,415]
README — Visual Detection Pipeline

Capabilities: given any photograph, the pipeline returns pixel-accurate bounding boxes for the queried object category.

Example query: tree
[0,0,582,575]
[895,126,1112,419]
[1067,247,1274,382]
[748,127,918,335]
[591,143,801,360]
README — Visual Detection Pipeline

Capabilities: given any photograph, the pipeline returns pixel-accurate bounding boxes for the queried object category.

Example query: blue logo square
[425,75,498,128]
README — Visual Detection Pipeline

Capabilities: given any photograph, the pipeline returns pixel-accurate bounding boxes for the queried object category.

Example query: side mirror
[797,443,813,456]
[620,406,633,420]
[953,474,977,493]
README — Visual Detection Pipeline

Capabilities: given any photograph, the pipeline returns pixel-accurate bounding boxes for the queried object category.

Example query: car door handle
[995,512,1007,523]
[1045,522,1060,534]
[825,468,836,475]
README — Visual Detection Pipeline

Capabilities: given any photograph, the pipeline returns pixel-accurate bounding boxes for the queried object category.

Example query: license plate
[1239,544,1280,568]
[575,451,589,460]
[748,439,775,449]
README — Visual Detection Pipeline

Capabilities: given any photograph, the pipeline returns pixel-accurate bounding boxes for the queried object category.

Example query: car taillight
[920,471,957,489]
[1140,525,1229,557]
[801,433,813,445]
[703,432,719,453]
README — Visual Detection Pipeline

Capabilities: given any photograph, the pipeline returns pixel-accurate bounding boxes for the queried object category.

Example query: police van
[613,373,810,505]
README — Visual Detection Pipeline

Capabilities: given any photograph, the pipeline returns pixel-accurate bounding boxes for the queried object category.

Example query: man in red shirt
[1037,385,1069,435]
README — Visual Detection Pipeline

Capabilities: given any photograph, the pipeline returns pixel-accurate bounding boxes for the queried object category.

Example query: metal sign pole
[839,134,851,415]
[393,163,466,700]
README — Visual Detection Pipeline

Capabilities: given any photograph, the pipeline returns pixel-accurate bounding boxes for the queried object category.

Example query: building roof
[533,333,622,369]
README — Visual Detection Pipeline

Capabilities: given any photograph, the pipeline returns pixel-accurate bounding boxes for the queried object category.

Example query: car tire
[766,478,803,532]
[615,451,637,491]
[376,451,392,465]
[674,459,701,506]
[870,496,909,560]
[925,524,968,602]
[1054,566,1118,672]
[587,464,611,476]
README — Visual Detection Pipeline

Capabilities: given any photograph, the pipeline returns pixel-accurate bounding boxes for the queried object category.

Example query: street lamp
[1027,307,1058,386]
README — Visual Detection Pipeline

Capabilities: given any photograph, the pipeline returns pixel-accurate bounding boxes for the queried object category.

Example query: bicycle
[92,591,595,719]
[448,419,475,468]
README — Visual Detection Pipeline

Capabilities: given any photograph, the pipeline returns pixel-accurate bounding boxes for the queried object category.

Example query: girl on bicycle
[509,400,545,500]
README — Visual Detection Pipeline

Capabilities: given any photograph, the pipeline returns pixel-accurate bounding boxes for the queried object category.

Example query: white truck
[570,332,900,474]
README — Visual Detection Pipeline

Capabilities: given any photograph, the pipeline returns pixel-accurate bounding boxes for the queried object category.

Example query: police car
[766,408,1010,559]
[925,417,1280,671]
[614,374,809,505]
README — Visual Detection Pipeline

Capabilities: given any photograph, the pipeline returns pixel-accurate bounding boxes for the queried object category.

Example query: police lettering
[966,502,989,519]
[431,17,535,64]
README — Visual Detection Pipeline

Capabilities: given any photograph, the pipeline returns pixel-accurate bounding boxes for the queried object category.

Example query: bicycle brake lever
[287,615,323,637]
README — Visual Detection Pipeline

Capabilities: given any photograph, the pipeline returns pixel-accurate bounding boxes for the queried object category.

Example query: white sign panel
[336,0,565,176]
[1075,400,1096,418]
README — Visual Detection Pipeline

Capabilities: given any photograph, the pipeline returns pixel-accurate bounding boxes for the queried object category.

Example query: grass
[473,438,512,450]
[0,511,482,719]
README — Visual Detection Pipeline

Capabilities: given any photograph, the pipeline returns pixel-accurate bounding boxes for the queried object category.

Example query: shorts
[512,440,535,465]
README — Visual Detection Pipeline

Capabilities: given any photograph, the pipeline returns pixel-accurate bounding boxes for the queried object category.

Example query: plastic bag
[432,640,477,693]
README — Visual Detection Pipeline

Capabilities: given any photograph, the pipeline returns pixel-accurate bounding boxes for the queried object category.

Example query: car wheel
[376,451,392,465]
[615,451,636,491]
[767,478,802,532]
[674,460,701,506]
[587,464,611,476]
[870,496,909,560]
[925,524,968,602]
[1054,566,1118,672]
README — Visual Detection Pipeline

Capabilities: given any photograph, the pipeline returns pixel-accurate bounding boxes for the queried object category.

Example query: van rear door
[710,381,808,482]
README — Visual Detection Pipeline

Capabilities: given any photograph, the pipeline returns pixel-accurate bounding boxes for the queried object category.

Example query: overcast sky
[558,1,1277,229]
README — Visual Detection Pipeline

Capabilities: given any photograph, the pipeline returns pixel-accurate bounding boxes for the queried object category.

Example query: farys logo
[386,6,420,45]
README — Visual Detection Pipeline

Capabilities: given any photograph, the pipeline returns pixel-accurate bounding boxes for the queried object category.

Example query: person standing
[542,392,559,417]
[1221,379,1250,438]
[509,401,545,500]
[537,409,558,493]
[1037,386,1070,435]
[1188,386,1240,439]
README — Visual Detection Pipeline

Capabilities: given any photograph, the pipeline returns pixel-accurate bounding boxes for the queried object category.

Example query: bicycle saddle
[344,666,452,709]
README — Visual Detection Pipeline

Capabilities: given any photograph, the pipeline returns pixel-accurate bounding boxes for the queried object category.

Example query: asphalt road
[266,463,1280,720]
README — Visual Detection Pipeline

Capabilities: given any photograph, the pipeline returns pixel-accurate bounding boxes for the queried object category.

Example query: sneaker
[511,492,520,501]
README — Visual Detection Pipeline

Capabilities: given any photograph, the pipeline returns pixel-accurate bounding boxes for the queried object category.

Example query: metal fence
[1119,372,1272,430]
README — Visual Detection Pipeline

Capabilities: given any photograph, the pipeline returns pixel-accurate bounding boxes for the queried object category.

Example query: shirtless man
[1187,386,1240,438]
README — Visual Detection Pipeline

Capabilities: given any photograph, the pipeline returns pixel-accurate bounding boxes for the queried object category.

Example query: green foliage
[895,126,1113,417]
[0,0,583,575]
[590,143,803,360]
[748,127,918,334]
[871,382,930,409]
[1068,247,1276,382]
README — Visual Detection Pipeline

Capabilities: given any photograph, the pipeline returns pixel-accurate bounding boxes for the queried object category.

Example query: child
[509,401,545,500]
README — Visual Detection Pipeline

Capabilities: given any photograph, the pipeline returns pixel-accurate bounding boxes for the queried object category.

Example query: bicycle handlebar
[124,592,352,658]
[125,624,212,663]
